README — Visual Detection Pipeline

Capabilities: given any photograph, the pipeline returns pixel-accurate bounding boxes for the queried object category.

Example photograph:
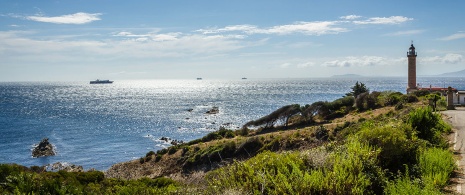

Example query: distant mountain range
[331,70,465,78]
[436,69,465,77]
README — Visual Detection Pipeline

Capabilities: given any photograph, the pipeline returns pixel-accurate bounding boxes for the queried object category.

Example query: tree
[426,93,441,111]
[346,81,369,98]
[244,104,301,128]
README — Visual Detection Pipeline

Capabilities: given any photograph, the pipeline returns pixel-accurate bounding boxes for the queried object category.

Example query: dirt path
[443,107,465,194]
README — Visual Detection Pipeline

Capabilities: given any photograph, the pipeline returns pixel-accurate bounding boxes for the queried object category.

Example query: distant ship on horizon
[90,79,113,84]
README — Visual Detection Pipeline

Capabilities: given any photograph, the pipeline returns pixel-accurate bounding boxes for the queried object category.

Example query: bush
[402,94,419,103]
[206,139,385,195]
[418,148,456,188]
[237,127,249,136]
[386,92,403,106]
[146,151,155,157]
[315,126,329,141]
[356,123,420,173]
[384,174,441,195]
[407,107,450,146]
[168,147,178,155]
[155,154,162,162]
[413,90,431,97]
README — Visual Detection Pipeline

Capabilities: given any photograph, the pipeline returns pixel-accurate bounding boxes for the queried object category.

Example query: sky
[0,0,464,81]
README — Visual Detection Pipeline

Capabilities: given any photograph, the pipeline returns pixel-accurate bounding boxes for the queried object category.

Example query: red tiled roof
[417,87,457,91]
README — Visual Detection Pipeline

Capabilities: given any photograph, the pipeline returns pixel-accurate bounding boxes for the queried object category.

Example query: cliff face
[32,138,55,157]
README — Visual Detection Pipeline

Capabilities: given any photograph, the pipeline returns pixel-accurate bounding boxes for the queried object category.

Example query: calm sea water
[1,77,464,170]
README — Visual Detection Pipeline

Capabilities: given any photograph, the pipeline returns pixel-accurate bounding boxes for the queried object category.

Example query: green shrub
[206,139,385,194]
[138,177,177,188]
[356,123,420,174]
[413,90,431,97]
[146,151,155,157]
[206,151,309,194]
[355,92,369,110]
[402,94,419,103]
[76,171,105,184]
[418,148,456,188]
[315,125,329,141]
[387,92,403,106]
[384,174,441,195]
[157,148,168,155]
[168,146,178,155]
[328,139,385,194]
[237,127,249,136]
[407,107,449,147]
[395,102,404,110]
[155,154,162,162]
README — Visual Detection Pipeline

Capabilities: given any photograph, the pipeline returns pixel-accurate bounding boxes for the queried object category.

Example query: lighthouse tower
[407,42,417,93]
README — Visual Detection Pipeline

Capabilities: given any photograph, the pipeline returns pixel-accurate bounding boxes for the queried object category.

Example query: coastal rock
[32,138,55,157]
[206,106,219,114]
[159,137,184,146]
[48,162,84,172]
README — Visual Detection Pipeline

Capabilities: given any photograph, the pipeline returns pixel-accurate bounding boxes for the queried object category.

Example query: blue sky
[1,0,464,81]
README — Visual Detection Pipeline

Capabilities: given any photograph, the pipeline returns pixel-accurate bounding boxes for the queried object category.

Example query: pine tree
[346,81,369,98]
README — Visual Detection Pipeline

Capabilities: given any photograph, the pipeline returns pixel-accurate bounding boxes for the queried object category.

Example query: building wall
[453,93,465,105]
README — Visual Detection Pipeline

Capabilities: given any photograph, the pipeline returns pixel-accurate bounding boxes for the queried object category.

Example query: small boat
[242,77,247,80]
[197,78,202,80]
[90,79,113,84]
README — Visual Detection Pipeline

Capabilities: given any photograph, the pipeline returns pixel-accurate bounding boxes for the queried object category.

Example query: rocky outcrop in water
[206,106,219,114]
[32,138,55,157]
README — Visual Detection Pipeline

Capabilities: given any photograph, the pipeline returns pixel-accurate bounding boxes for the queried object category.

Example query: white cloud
[384,30,425,36]
[151,33,180,41]
[0,31,244,62]
[439,33,465,41]
[114,31,137,37]
[443,54,463,64]
[297,62,314,68]
[114,31,181,41]
[340,15,362,20]
[323,56,386,67]
[197,21,348,36]
[197,25,259,34]
[421,53,463,64]
[197,15,412,37]
[266,21,348,35]
[354,16,412,25]
[25,12,102,24]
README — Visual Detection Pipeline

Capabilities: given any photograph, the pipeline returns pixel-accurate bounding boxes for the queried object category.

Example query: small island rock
[32,138,55,157]
[206,106,219,114]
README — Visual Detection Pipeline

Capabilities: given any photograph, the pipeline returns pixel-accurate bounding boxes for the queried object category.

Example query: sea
[1,77,464,170]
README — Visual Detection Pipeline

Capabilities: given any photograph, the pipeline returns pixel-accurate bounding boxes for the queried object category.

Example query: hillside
[437,69,465,77]
[105,105,397,181]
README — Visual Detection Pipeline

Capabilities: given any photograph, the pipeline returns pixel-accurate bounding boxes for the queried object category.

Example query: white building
[453,91,465,105]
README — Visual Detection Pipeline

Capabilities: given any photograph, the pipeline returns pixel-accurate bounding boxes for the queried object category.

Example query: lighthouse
[407,42,417,94]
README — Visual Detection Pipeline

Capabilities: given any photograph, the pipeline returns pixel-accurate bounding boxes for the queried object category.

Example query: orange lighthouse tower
[407,42,417,93]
